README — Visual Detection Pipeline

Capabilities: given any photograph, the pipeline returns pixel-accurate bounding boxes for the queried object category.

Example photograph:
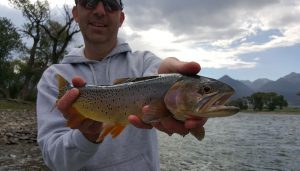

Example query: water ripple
[158,113,300,171]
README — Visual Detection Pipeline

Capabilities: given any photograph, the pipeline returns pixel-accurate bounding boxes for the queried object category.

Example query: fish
[55,73,239,142]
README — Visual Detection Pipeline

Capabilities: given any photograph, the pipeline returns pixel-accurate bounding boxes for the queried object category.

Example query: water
[158,113,300,171]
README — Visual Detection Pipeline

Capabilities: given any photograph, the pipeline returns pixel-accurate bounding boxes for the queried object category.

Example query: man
[37,0,207,170]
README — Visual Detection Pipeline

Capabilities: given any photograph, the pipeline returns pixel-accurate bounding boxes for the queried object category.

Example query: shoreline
[238,111,300,115]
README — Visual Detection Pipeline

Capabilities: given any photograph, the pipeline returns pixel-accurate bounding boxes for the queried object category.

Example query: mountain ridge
[218,72,300,107]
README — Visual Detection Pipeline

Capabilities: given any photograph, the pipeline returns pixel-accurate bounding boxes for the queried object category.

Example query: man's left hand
[128,57,208,136]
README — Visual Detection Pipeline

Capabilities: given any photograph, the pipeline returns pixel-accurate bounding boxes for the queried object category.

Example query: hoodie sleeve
[36,67,100,171]
[141,51,162,76]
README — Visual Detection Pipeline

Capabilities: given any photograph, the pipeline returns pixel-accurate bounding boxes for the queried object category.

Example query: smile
[90,22,107,27]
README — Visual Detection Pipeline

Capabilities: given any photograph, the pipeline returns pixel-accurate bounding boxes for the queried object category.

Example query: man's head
[72,0,125,55]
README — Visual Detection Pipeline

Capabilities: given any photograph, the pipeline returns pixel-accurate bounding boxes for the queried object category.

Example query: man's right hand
[56,76,103,143]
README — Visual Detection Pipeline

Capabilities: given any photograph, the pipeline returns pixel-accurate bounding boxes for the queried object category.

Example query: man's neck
[83,40,117,60]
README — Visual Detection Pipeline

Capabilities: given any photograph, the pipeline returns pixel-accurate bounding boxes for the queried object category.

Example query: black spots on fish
[105,104,114,112]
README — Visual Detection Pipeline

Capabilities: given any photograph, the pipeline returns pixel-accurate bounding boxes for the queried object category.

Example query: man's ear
[119,12,125,27]
[72,6,79,22]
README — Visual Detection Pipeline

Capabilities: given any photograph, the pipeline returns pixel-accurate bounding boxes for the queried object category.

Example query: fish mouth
[195,92,239,117]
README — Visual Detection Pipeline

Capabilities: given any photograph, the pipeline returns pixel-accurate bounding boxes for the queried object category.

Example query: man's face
[72,0,125,45]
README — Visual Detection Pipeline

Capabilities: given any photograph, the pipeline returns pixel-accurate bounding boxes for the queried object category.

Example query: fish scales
[73,74,181,124]
[55,73,239,141]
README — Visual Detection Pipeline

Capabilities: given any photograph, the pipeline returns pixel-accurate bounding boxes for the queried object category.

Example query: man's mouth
[90,22,107,27]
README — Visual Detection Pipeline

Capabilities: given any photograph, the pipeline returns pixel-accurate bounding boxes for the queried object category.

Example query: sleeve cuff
[71,129,100,154]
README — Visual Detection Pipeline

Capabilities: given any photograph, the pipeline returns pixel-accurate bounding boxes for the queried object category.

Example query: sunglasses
[76,0,123,11]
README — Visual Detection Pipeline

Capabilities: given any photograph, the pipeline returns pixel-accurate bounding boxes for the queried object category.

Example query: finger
[128,115,153,129]
[151,122,173,136]
[68,114,86,129]
[79,119,102,134]
[79,119,95,133]
[72,76,86,87]
[177,61,201,75]
[160,116,189,135]
[185,118,208,129]
[57,88,80,111]
[142,105,170,122]
[158,57,201,74]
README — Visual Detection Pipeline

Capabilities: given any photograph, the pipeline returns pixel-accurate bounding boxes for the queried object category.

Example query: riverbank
[0,108,50,170]
[240,108,300,115]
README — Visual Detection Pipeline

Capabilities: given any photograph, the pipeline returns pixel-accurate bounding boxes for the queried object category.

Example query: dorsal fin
[113,76,160,85]
[113,78,130,85]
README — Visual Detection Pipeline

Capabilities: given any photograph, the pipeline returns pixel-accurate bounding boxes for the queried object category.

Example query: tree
[228,97,248,110]
[0,17,23,98]
[273,95,288,109]
[248,92,288,111]
[41,5,80,65]
[9,0,50,100]
[0,17,22,60]
[9,0,80,100]
[249,92,264,111]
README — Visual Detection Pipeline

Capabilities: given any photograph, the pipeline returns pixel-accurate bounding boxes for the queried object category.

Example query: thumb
[158,57,200,74]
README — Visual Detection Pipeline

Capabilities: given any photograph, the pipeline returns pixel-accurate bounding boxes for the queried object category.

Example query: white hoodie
[36,39,161,171]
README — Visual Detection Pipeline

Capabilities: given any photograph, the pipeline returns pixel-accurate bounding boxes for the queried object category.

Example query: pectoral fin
[141,100,171,123]
[190,127,205,141]
[96,123,126,142]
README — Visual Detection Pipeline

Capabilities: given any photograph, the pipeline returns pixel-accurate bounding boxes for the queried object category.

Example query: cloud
[1,0,299,70]
[121,0,300,69]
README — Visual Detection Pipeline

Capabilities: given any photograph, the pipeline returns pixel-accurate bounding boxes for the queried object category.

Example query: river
[158,112,300,171]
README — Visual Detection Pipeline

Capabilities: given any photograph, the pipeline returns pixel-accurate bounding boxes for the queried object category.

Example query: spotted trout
[56,73,239,142]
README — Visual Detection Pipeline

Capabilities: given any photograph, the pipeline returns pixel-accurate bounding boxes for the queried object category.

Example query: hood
[61,38,131,64]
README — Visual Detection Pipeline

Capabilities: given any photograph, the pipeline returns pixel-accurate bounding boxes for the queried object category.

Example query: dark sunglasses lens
[78,0,122,11]
[103,0,122,11]
[78,0,97,9]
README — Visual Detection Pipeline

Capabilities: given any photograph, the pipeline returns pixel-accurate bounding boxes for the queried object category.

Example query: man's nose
[93,2,107,15]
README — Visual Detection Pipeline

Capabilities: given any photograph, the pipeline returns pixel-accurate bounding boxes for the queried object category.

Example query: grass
[0,99,35,110]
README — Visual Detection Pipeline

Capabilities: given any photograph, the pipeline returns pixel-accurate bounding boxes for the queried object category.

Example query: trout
[56,73,239,142]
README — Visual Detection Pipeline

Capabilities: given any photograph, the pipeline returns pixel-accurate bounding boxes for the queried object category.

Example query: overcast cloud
[119,0,300,69]
[1,0,300,80]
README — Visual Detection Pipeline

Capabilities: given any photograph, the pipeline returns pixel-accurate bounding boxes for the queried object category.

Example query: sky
[0,0,299,81]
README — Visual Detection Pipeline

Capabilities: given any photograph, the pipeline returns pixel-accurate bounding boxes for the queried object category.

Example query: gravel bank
[0,109,50,170]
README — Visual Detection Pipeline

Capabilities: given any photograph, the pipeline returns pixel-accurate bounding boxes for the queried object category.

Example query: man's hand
[56,76,103,143]
[128,57,208,136]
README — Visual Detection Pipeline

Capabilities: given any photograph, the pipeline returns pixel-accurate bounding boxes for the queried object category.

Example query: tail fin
[56,74,70,99]
[50,74,70,112]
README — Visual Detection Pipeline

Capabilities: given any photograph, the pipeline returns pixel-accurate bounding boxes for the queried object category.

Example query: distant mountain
[252,79,273,90]
[220,72,300,107]
[240,78,272,90]
[219,75,254,100]
[239,80,253,89]
[259,72,300,107]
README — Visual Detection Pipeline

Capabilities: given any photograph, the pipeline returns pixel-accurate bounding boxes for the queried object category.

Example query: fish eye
[203,86,212,94]
[197,85,213,94]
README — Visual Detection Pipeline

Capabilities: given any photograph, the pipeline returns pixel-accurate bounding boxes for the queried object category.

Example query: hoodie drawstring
[88,64,98,85]
[106,57,112,84]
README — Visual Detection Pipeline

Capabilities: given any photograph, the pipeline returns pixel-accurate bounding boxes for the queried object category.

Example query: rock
[9,154,17,159]
[0,109,50,170]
